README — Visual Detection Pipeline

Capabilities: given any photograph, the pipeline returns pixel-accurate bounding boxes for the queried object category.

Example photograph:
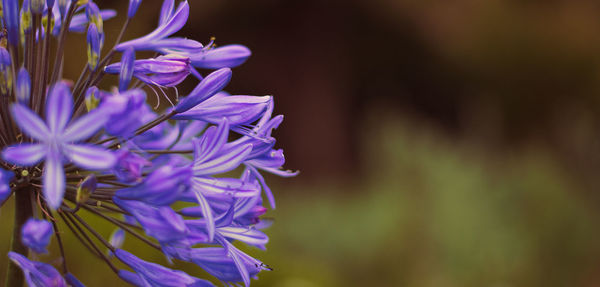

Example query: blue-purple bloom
[116,249,213,287]
[3,0,20,47]
[105,54,191,88]
[128,0,143,18]
[115,1,202,54]
[86,23,101,70]
[2,82,116,209]
[8,252,66,287]
[190,44,252,69]
[175,68,232,113]
[0,1,294,286]
[21,218,53,254]
[0,168,14,204]
[16,67,31,104]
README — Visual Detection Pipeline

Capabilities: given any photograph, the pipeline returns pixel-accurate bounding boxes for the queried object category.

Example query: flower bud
[76,173,97,204]
[30,0,44,15]
[174,68,232,113]
[86,23,101,70]
[2,0,19,47]
[20,0,32,40]
[85,1,104,46]
[85,86,100,111]
[58,0,71,20]
[0,47,13,94]
[0,168,14,205]
[16,67,31,105]
[107,228,125,257]
[21,218,53,254]
[191,44,251,69]
[128,0,142,18]
[119,47,135,92]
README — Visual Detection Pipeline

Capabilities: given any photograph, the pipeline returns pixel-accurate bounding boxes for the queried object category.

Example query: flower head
[2,82,116,209]
[0,1,294,286]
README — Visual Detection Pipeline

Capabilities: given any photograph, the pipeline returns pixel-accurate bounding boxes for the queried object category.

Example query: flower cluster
[0,0,295,286]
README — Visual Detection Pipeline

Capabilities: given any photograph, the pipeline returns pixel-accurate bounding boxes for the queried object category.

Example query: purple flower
[190,44,252,69]
[115,249,214,287]
[58,0,71,20]
[115,1,202,54]
[16,67,31,105]
[190,240,270,287]
[64,273,86,287]
[115,165,191,206]
[0,1,293,285]
[69,9,116,33]
[7,252,67,287]
[105,54,191,88]
[21,218,53,254]
[113,197,189,244]
[174,68,232,113]
[2,82,116,209]
[2,0,19,47]
[188,120,256,241]
[0,48,13,94]
[128,0,142,18]
[99,88,147,137]
[173,92,271,126]
[86,23,101,70]
[118,47,136,92]
[113,149,151,183]
[0,168,14,204]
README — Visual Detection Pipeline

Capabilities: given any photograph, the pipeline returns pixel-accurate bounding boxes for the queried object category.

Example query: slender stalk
[4,187,34,287]
[61,212,119,274]
[49,2,79,85]
[50,211,68,273]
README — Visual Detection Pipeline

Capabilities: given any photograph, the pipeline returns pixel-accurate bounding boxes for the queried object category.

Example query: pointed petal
[228,246,251,287]
[247,165,275,209]
[46,82,74,133]
[10,104,50,141]
[44,151,65,209]
[193,144,251,176]
[115,1,189,51]
[159,0,175,26]
[192,187,215,242]
[219,227,269,247]
[62,108,110,142]
[2,144,47,166]
[63,144,116,170]
[194,120,229,163]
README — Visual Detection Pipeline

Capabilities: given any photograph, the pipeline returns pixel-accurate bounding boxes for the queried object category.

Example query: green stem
[5,187,33,287]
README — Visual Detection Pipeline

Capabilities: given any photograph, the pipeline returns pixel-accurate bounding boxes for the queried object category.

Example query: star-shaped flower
[2,82,116,209]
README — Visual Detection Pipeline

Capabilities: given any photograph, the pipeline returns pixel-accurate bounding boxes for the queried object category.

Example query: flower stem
[4,187,33,287]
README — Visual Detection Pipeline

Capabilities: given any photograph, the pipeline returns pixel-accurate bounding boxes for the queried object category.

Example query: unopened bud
[76,174,97,204]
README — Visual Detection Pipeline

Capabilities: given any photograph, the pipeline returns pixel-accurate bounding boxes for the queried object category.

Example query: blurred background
[4,0,600,286]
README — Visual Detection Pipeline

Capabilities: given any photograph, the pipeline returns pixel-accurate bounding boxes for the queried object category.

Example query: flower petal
[193,120,229,163]
[63,144,116,170]
[43,151,65,210]
[192,188,215,242]
[2,144,47,166]
[193,144,251,176]
[62,108,110,142]
[46,82,74,133]
[10,104,50,141]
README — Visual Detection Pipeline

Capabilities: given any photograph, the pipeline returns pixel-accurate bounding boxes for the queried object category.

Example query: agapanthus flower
[0,1,294,286]
[21,218,53,254]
